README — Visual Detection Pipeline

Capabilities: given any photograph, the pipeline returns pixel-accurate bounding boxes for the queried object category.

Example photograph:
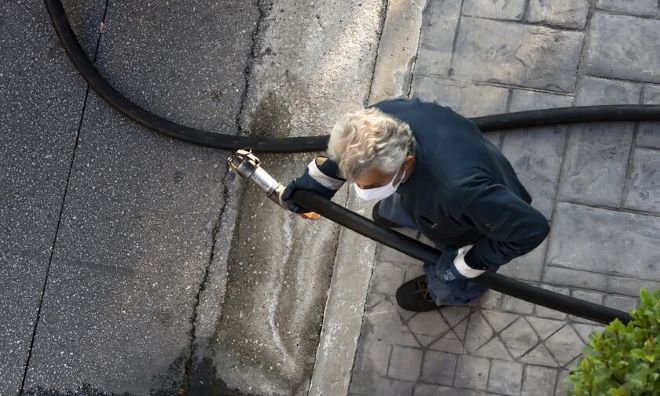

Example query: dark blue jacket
[374,98,549,270]
[304,97,550,271]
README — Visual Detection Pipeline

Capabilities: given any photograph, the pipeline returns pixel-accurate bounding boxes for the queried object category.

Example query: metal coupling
[227,148,287,208]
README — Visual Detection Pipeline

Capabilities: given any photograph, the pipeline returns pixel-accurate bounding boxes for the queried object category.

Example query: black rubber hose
[45,0,639,325]
[45,0,660,153]
[292,190,632,325]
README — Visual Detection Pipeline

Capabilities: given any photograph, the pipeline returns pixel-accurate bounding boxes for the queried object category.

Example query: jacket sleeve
[281,156,346,213]
[458,183,550,271]
[306,155,346,193]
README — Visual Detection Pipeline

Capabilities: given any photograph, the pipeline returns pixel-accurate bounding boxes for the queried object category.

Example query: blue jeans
[377,192,495,306]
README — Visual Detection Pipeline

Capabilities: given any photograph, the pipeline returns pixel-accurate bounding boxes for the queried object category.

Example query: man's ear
[405,154,415,165]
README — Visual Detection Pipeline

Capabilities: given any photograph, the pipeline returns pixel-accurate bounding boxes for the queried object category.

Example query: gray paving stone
[404,263,425,282]
[407,310,451,338]
[420,351,458,385]
[575,76,643,107]
[570,289,603,306]
[371,261,407,295]
[473,337,511,360]
[388,346,424,381]
[428,336,464,354]
[414,0,462,77]
[502,125,567,219]
[481,310,519,332]
[500,295,535,315]
[559,77,640,205]
[640,124,660,150]
[522,365,557,396]
[413,384,481,396]
[487,359,523,395]
[558,123,634,206]
[555,369,572,395]
[526,316,565,340]
[526,0,590,29]
[519,343,559,367]
[544,325,584,366]
[500,317,539,358]
[504,90,572,222]
[452,17,584,92]
[454,355,490,390]
[353,297,412,390]
[543,265,660,297]
[547,202,660,280]
[365,295,424,349]
[412,77,510,117]
[399,328,424,349]
[643,85,660,104]
[535,285,569,320]
[596,0,658,17]
[439,305,471,327]
[475,290,506,309]
[464,312,495,353]
[585,13,660,83]
[624,148,660,213]
[351,335,391,382]
[638,85,660,149]
[462,0,526,21]
[350,374,415,396]
[603,294,639,313]
[572,323,605,345]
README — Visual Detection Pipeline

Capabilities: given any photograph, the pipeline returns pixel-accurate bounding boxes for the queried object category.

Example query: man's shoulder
[370,97,448,115]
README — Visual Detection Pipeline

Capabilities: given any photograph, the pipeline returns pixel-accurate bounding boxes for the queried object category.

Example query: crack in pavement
[183,165,233,392]
[19,1,110,392]
[236,0,269,136]
[184,0,267,389]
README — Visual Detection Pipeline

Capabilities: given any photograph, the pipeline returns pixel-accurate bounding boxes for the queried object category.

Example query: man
[281,97,550,312]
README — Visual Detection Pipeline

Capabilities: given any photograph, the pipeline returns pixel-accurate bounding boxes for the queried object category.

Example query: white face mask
[353,167,406,201]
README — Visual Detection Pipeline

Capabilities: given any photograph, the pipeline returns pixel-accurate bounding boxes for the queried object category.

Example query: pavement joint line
[558,198,660,218]
[595,7,660,21]
[521,0,531,22]
[464,13,587,32]
[635,144,660,152]
[236,0,267,136]
[575,1,596,80]
[446,0,466,80]
[183,165,233,391]
[539,102,572,286]
[18,1,110,392]
[345,248,379,393]
[620,122,640,207]
[410,73,578,96]
[363,0,390,106]
[544,262,660,286]
[405,0,428,99]
[582,73,659,86]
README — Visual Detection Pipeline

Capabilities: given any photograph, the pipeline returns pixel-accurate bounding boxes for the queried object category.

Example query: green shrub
[566,288,659,395]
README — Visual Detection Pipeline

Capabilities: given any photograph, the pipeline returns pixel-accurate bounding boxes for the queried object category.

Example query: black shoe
[395,275,441,312]
[372,201,400,229]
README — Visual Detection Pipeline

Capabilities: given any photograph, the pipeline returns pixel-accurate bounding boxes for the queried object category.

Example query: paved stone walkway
[349,1,660,395]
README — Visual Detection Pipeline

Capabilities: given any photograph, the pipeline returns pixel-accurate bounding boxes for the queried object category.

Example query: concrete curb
[307,1,426,394]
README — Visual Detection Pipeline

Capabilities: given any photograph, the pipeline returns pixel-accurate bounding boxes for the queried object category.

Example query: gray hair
[327,107,415,181]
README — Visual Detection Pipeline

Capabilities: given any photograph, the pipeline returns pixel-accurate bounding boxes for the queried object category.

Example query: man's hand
[299,212,320,220]
[439,245,484,289]
[281,157,344,217]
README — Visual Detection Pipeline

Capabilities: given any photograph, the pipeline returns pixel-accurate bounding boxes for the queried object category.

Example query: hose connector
[227,148,287,208]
